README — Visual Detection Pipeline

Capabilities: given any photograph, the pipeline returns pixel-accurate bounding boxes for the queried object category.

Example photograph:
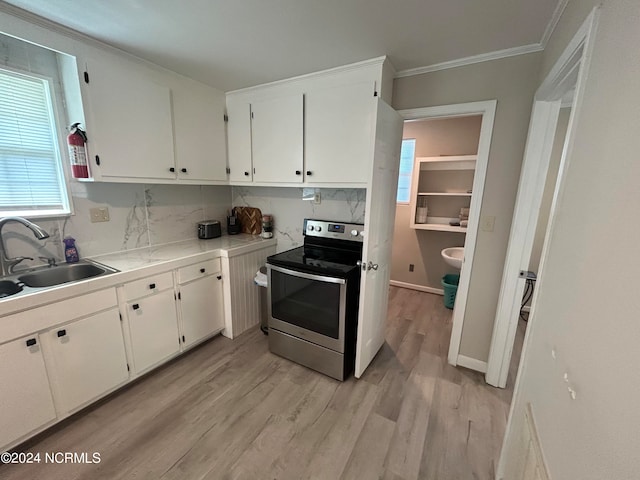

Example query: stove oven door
[267,265,346,353]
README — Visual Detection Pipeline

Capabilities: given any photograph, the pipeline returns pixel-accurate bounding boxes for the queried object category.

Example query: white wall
[501,1,640,478]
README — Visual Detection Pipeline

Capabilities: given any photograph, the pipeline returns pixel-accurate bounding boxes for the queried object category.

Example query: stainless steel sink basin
[0,280,23,298]
[18,261,117,288]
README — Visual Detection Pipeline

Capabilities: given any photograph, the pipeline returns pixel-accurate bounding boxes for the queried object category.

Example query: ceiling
[2,0,560,91]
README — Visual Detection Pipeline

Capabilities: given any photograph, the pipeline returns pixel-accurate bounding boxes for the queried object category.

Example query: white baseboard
[389,280,444,296]
[456,355,488,373]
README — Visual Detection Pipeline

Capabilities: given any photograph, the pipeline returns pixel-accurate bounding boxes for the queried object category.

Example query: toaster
[198,220,222,239]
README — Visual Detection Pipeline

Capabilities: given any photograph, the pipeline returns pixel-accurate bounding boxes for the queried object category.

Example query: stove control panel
[304,219,364,242]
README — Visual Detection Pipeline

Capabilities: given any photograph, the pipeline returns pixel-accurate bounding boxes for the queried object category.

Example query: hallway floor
[1,287,523,480]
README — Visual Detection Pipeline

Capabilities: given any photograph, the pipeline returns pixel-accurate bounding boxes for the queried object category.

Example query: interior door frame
[398,100,496,370]
[486,8,600,388]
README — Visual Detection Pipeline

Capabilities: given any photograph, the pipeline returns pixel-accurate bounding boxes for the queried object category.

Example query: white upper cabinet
[305,82,376,183]
[251,94,304,183]
[81,57,176,180]
[173,82,228,182]
[225,57,393,187]
[226,97,253,182]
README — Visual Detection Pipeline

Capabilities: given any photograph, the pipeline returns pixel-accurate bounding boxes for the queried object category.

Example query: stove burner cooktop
[267,245,361,277]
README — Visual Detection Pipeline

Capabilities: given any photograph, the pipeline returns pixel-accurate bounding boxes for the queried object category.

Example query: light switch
[90,207,110,223]
[481,215,495,232]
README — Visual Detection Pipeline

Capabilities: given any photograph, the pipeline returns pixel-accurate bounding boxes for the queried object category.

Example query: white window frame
[396,138,416,204]
[0,64,72,218]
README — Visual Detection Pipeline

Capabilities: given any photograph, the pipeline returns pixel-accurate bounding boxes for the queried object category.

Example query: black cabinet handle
[26,338,37,347]
[57,329,66,338]
[181,168,187,173]
[306,170,312,176]
[169,167,175,172]
[244,171,250,176]
[132,304,140,310]
[216,275,222,280]
[149,283,156,290]
[200,268,206,273]
[295,170,301,175]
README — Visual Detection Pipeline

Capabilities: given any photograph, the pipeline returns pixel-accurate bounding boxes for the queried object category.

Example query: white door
[355,100,403,378]
[127,290,180,374]
[226,97,253,182]
[305,81,376,183]
[251,93,304,183]
[0,334,56,449]
[180,274,225,348]
[173,82,228,181]
[43,308,129,414]
[82,58,175,179]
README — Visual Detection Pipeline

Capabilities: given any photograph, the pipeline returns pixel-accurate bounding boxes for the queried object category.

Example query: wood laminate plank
[0,287,523,480]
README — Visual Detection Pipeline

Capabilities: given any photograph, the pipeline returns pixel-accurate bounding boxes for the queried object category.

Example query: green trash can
[441,274,460,309]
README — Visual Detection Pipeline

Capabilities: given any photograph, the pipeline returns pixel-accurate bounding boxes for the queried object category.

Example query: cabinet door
[127,290,180,374]
[82,58,176,179]
[179,274,224,348]
[0,334,56,449]
[43,308,129,414]
[227,97,253,182]
[305,82,376,183]
[173,82,228,181]
[251,93,304,183]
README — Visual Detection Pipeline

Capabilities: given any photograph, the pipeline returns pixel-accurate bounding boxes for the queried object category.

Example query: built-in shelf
[410,156,476,231]
[418,155,477,171]
[417,192,472,197]
[413,223,467,233]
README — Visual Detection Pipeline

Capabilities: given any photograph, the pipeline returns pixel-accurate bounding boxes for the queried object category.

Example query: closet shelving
[409,155,477,232]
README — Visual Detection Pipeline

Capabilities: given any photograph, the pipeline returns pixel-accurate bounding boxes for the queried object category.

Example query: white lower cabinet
[42,308,129,415]
[178,271,225,349]
[126,288,180,374]
[0,334,56,449]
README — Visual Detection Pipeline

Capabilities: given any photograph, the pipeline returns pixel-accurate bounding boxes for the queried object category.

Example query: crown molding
[540,0,570,47]
[394,44,543,79]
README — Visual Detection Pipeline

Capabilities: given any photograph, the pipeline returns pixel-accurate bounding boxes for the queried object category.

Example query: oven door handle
[268,265,347,285]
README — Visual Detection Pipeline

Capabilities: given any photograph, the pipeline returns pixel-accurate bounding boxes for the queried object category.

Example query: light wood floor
[1,287,525,480]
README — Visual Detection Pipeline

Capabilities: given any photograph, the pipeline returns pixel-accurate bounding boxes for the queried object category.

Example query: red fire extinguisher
[67,123,89,179]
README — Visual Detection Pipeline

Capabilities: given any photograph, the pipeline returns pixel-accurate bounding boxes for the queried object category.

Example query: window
[396,138,416,203]
[0,68,70,217]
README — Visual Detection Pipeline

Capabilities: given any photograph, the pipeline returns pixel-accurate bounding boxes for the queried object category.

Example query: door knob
[367,261,378,271]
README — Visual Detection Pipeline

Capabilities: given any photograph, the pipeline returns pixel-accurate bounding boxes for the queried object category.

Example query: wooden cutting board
[233,206,262,234]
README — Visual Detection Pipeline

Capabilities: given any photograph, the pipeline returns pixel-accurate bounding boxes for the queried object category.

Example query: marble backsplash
[3,183,231,271]
[2,184,366,271]
[232,186,366,253]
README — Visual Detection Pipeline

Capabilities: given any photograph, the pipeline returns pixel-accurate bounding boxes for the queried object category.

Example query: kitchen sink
[0,280,23,298]
[17,261,118,288]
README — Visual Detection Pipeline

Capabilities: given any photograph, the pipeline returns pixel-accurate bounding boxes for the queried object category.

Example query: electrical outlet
[313,191,321,205]
[481,215,495,232]
[409,264,414,272]
[90,207,110,223]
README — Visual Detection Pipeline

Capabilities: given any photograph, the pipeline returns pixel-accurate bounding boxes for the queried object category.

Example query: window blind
[396,139,416,203]
[0,68,68,216]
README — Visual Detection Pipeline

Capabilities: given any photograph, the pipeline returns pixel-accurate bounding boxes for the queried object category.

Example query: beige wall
[528,107,571,274]
[392,116,481,289]
[393,52,541,362]
[501,1,640,478]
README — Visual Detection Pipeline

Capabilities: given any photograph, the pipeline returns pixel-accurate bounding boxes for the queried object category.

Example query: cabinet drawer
[123,271,174,301]
[178,258,221,284]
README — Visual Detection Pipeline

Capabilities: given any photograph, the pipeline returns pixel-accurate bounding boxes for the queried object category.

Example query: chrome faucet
[0,217,50,276]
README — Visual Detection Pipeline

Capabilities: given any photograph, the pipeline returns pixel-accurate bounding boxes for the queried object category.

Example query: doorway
[394,101,497,370]
[486,8,598,388]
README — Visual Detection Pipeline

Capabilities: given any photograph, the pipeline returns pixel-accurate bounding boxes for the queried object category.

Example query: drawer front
[123,271,174,301]
[178,258,221,284]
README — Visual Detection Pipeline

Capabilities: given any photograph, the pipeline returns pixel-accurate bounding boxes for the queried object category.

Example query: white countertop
[0,234,276,318]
